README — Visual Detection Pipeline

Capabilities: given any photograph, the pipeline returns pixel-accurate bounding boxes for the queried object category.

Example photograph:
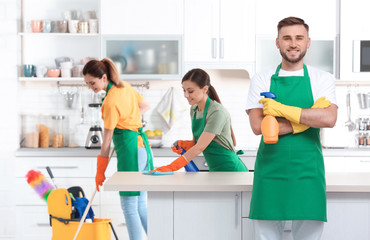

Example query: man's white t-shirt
[246,65,337,110]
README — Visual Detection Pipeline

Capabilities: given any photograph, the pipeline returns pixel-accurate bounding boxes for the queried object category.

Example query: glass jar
[52,115,65,148]
[22,114,39,148]
[38,114,51,148]
[358,131,366,147]
[358,117,366,131]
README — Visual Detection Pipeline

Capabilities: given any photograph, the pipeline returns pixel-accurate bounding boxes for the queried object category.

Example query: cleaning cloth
[143,170,174,175]
[155,87,187,132]
[72,197,95,221]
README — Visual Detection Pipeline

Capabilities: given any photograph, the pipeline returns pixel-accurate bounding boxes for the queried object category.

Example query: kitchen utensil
[61,90,76,108]
[72,147,115,240]
[345,92,356,131]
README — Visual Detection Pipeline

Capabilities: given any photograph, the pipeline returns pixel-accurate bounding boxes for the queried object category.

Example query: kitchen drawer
[324,157,346,172]
[16,206,51,240]
[16,177,99,205]
[241,191,252,218]
[16,157,95,177]
[344,157,370,172]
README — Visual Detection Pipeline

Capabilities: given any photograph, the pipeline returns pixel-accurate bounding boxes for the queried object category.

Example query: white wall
[0,0,18,239]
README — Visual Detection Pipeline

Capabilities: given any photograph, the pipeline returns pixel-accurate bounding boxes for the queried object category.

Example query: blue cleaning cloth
[143,170,174,175]
[72,197,95,221]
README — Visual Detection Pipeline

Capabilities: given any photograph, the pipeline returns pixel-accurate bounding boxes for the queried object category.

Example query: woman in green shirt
[152,68,247,172]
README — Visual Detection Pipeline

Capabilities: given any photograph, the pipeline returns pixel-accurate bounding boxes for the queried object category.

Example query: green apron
[192,97,247,172]
[103,82,154,197]
[249,64,326,221]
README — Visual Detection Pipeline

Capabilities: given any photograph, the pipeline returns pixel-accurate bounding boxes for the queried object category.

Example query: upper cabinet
[100,0,184,35]
[255,0,337,40]
[183,0,256,74]
[340,0,370,81]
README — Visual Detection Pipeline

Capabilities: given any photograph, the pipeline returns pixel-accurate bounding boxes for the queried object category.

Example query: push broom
[73,146,115,240]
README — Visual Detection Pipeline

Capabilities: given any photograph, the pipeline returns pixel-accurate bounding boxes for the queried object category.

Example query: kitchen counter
[104,172,370,193]
[105,172,370,240]
[14,147,370,157]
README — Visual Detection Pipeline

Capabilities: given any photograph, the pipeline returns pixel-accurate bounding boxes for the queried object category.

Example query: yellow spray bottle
[260,92,279,144]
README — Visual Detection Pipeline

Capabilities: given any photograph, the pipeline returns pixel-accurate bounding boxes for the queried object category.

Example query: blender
[85,103,103,149]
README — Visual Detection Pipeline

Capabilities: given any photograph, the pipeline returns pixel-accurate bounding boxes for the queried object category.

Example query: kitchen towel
[156,87,187,132]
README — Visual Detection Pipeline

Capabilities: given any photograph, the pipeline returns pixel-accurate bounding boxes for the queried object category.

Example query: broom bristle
[26,170,55,201]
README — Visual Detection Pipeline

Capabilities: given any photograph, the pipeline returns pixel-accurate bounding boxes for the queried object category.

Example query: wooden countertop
[104,172,370,193]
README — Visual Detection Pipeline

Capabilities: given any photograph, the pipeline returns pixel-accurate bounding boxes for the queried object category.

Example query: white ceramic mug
[61,68,72,78]
[36,65,47,77]
[88,19,98,33]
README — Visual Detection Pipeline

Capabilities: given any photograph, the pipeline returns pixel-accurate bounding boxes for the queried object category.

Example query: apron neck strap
[274,64,308,77]
[102,81,113,102]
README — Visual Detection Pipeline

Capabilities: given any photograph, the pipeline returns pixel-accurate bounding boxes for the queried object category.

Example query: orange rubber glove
[171,140,195,155]
[95,155,109,191]
[150,155,188,172]
[291,97,332,134]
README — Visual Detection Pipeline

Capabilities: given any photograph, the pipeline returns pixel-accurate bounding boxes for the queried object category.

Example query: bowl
[148,137,162,148]
[47,69,61,78]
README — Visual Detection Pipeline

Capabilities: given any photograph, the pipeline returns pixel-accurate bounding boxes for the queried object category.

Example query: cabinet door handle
[212,38,217,59]
[219,38,224,59]
[235,193,240,226]
[37,166,78,169]
[360,160,370,163]
[37,223,50,227]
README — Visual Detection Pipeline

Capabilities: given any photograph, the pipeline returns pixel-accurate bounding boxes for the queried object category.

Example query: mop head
[26,170,55,201]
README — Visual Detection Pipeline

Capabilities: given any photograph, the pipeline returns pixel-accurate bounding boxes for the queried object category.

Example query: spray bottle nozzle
[260,92,276,99]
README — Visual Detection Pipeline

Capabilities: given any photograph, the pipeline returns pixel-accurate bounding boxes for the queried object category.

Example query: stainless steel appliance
[85,103,103,149]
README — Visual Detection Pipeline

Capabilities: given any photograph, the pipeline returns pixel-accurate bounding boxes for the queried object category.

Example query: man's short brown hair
[277,17,309,34]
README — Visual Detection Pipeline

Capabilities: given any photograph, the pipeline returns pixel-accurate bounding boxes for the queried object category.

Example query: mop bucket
[50,217,114,240]
[48,188,118,240]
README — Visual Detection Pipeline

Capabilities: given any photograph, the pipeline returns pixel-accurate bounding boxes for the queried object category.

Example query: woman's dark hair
[82,58,124,88]
[277,17,309,35]
[182,68,237,146]
[182,68,221,103]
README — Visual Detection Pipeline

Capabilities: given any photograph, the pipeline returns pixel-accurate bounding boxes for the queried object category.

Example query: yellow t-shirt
[101,81,145,148]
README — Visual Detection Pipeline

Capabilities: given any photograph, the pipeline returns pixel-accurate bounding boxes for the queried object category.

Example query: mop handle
[72,146,115,240]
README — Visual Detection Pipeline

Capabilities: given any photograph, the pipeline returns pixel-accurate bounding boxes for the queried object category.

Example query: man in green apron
[246,17,338,239]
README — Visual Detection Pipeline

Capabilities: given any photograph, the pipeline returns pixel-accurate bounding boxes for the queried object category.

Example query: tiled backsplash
[17,70,370,150]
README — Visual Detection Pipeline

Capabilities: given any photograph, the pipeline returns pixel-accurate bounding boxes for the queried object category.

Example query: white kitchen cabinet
[343,157,370,172]
[100,0,183,35]
[255,0,337,40]
[174,192,242,240]
[184,0,256,72]
[340,0,370,81]
[323,193,370,240]
[324,156,346,172]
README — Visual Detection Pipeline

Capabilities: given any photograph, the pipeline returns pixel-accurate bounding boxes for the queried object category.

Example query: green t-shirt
[191,101,235,152]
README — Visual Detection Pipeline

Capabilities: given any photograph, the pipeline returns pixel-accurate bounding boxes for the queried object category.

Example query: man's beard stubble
[280,48,307,64]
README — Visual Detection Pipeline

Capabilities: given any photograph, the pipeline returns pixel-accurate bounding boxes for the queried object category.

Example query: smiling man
[245,17,338,240]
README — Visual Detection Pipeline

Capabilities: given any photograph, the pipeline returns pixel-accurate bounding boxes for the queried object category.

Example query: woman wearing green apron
[246,17,337,240]
[152,68,247,173]
[83,58,153,240]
